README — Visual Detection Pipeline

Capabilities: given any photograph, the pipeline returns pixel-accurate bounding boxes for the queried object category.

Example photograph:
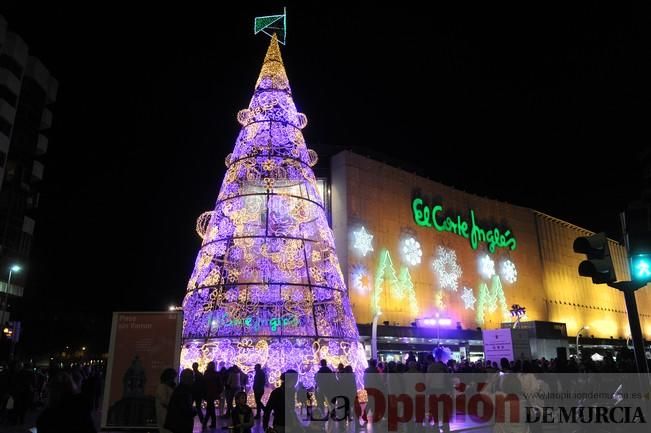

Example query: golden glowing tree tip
[255,33,290,92]
[263,33,284,65]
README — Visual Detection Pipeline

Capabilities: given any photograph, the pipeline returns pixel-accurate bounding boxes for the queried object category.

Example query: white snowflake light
[479,254,495,279]
[432,246,462,291]
[352,226,374,257]
[501,260,518,284]
[461,287,477,310]
[401,237,422,266]
[351,264,371,293]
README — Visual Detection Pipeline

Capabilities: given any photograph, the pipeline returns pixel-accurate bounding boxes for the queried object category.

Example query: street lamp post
[435,312,440,346]
[576,325,589,359]
[371,311,382,361]
[2,265,21,325]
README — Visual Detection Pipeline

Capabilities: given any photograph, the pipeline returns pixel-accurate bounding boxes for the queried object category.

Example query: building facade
[0,15,57,323]
[328,151,650,359]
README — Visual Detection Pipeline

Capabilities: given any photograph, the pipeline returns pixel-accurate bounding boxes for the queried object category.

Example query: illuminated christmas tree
[180,35,366,387]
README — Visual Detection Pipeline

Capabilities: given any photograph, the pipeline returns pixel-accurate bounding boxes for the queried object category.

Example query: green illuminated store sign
[411,198,517,253]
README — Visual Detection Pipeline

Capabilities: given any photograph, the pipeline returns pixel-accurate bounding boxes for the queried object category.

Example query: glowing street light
[2,264,21,324]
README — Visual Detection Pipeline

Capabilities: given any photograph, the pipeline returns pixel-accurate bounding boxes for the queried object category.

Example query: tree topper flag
[254,7,287,45]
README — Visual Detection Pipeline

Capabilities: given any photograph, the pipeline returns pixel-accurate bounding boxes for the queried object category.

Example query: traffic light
[630,254,651,284]
[573,232,616,284]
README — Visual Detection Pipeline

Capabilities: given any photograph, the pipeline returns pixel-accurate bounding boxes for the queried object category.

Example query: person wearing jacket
[164,369,194,433]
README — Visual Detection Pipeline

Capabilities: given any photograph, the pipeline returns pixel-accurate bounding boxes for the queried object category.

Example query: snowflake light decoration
[500,260,518,284]
[351,264,371,293]
[479,254,496,279]
[461,287,477,310]
[401,237,422,266]
[432,246,462,292]
[352,226,374,257]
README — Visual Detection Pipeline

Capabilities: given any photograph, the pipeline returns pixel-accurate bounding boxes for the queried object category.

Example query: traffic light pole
[608,281,649,374]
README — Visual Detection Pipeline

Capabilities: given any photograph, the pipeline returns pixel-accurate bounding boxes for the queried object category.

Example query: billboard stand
[100,311,183,431]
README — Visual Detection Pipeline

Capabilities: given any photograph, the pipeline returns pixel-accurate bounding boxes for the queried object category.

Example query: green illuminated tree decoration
[373,249,398,315]
[373,249,418,316]
[475,275,509,326]
[398,266,419,316]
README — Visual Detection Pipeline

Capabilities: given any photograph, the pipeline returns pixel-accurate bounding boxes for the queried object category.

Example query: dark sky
[1,1,647,354]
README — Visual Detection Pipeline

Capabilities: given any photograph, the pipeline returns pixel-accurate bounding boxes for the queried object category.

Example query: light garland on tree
[479,254,496,279]
[352,226,374,257]
[500,259,518,284]
[460,287,477,310]
[400,237,422,266]
[432,246,462,291]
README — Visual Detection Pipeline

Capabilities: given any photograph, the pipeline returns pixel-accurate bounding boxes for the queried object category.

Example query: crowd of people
[0,347,643,433]
[156,361,265,433]
[0,361,102,432]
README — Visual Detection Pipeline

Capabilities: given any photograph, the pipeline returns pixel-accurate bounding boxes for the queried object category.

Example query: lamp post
[435,312,440,346]
[371,311,382,361]
[2,265,21,325]
[576,325,589,359]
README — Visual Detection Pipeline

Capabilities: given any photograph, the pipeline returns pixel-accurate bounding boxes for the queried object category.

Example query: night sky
[1,1,647,355]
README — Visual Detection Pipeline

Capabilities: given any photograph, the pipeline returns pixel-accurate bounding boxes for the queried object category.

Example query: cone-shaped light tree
[181,35,367,387]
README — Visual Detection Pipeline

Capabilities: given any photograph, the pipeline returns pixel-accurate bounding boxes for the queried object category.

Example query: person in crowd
[336,363,345,380]
[81,367,101,411]
[190,362,205,426]
[239,365,248,393]
[224,366,237,418]
[218,362,228,416]
[340,365,357,422]
[0,363,11,424]
[263,369,300,432]
[203,361,222,429]
[10,362,35,426]
[231,390,254,433]
[426,349,452,433]
[494,373,528,433]
[164,369,194,433]
[36,371,96,433]
[363,359,381,424]
[252,363,266,419]
[314,359,335,418]
[155,368,176,433]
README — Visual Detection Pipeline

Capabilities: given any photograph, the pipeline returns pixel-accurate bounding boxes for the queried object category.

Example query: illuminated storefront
[329,151,651,358]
